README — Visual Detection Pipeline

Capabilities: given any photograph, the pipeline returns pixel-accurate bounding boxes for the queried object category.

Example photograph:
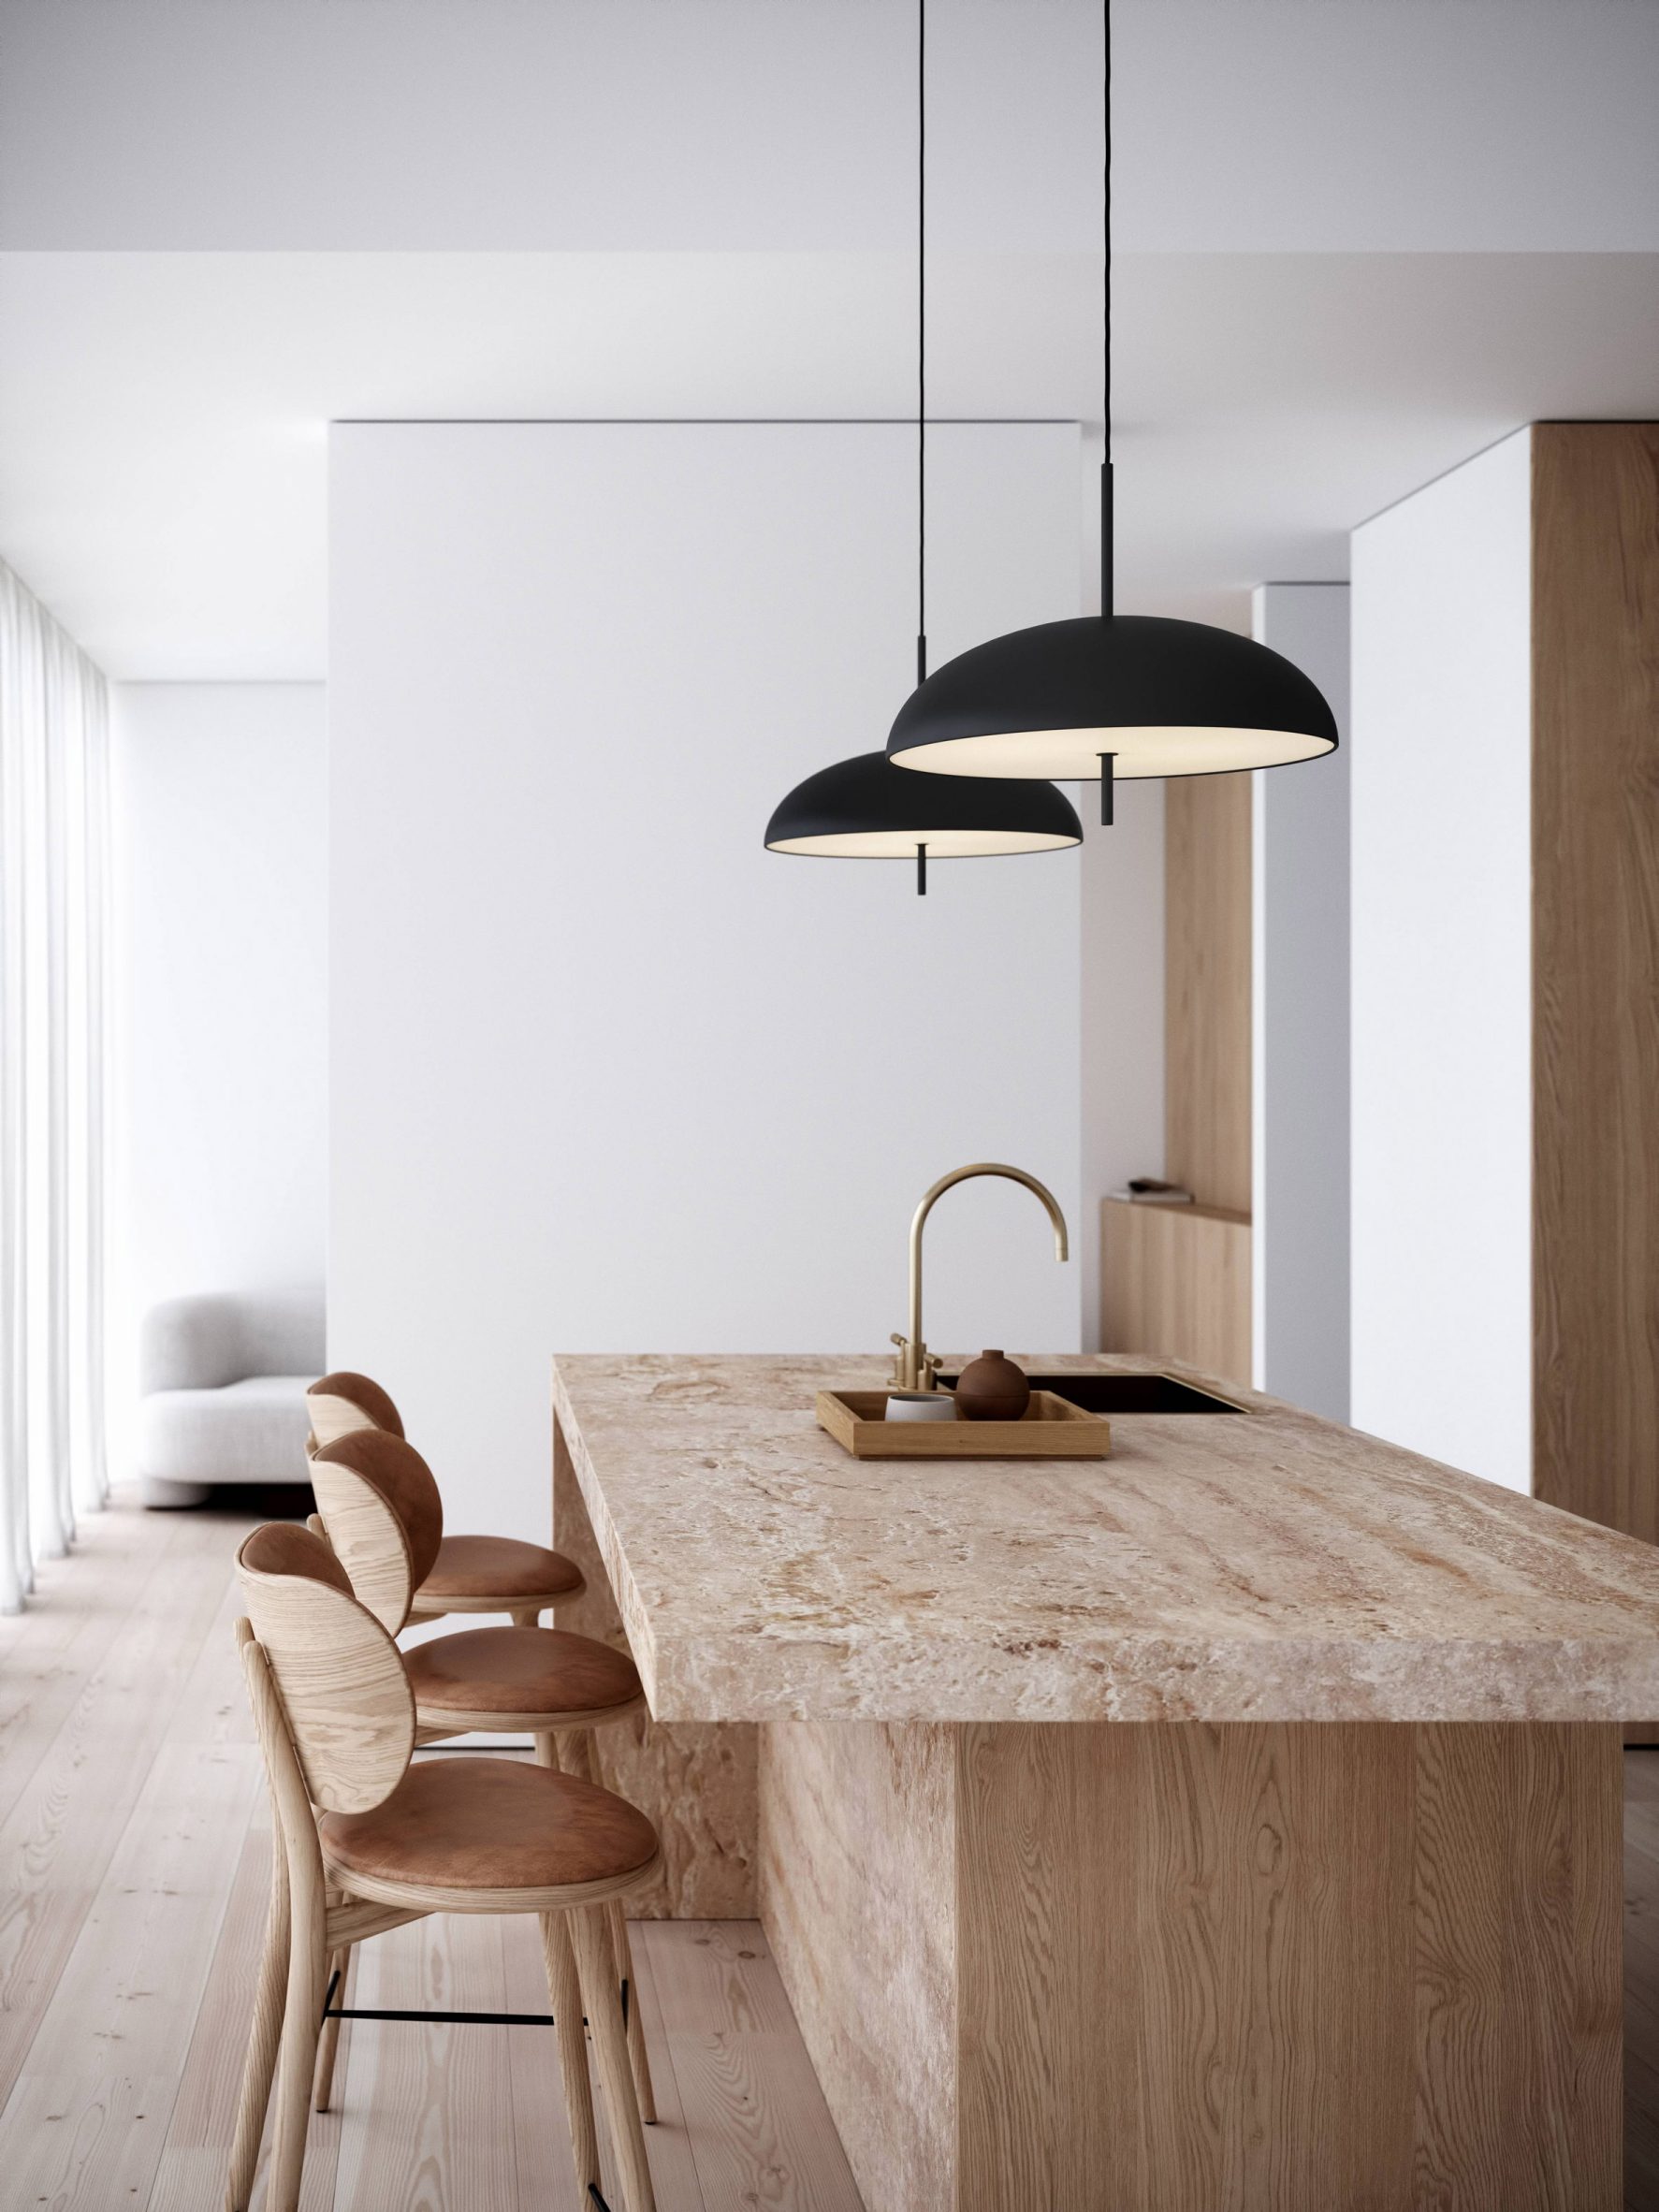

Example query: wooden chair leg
[606,1899,657,2125]
[265,1861,328,2212]
[510,1605,542,1628]
[554,1730,653,2119]
[570,1904,656,2212]
[557,1727,599,1783]
[225,1822,289,2211]
[533,1731,560,1768]
[312,1941,350,2111]
[542,1911,601,2197]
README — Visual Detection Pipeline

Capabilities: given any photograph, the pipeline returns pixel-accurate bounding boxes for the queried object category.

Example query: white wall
[1251,584,1349,1420]
[329,422,1084,1540]
[109,682,327,1448]
[1349,431,1532,1489]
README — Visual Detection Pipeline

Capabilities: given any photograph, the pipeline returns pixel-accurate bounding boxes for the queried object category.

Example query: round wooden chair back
[310,1430,445,1634]
[236,1522,415,1814]
[307,1458,414,1634]
[307,1369,405,1450]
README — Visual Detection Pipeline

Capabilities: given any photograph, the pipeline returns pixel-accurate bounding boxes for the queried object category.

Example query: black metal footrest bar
[328,2004,559,2026]
[320,1971,631,2030]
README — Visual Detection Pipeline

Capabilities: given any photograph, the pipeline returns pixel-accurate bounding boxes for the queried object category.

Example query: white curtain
[0,561,110,1611]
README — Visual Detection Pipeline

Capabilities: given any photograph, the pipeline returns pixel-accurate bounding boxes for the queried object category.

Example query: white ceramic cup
[884,1391,958,1423]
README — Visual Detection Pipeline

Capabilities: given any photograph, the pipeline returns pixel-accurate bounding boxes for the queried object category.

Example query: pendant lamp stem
[1100,460,1113,619]
[1100,0,1113,620]
[917,0,927,672]
[917,841,928,895]
[1099,752,1115,827]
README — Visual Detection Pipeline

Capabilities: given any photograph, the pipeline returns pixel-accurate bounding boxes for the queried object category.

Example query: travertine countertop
[551,1353,1659,1724]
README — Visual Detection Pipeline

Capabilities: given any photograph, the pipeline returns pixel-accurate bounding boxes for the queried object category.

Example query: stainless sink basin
[933,1371,1247,1415]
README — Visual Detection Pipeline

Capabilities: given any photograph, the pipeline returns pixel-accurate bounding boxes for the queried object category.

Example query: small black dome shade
[886,613,1339,781]
[764,750,1083,858]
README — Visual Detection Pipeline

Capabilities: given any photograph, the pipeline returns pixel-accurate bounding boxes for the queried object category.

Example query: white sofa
[137,1292,324,1507]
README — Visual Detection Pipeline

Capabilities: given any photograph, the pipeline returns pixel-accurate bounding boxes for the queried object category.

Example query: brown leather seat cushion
[404,1626,641,1714]
[320,1757,657,1893]
[420,1534,584,1602]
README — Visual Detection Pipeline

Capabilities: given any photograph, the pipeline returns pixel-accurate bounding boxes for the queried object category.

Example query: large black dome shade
[764,750,1082,858]
[886,613,1339,781]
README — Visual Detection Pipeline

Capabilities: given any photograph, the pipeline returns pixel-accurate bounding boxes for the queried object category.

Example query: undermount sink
[933,1370,1247,1415]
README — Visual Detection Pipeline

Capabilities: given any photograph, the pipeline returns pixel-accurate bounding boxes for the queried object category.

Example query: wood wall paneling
[1113,769,1254,1370]
[1165,771,1254,1215]
[1099,1197,1253,1385]
[1532,422,1659,1542]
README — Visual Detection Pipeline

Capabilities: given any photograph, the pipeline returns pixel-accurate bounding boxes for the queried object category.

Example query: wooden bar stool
[226,1523,659,2212]
[306,1370,583,1626]
[308,1428,657,2122]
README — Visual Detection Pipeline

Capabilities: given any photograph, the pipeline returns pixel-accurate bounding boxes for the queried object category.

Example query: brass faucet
[889,1162,1070,1391]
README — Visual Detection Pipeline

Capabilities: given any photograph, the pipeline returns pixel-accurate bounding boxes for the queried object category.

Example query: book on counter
[1107,1178,1195,1205]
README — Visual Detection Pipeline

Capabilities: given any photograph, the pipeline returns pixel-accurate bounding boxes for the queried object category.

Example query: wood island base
[758,1718,1623,2212]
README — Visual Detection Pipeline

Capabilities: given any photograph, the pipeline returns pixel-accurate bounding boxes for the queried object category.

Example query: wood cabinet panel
[1099,1195,1252,1385]
[1533,422,1659,1541]
[1166,770,1253,1214]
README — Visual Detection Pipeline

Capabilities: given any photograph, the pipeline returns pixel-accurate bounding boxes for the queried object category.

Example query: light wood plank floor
[9,1492,1659,2209]
[0,1492,865,2212]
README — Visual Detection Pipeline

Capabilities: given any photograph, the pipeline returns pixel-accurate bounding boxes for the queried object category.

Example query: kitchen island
[551,1352,1659,2212]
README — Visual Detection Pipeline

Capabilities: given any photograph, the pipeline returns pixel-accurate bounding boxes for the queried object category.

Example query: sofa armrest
[139,1295,245,1393]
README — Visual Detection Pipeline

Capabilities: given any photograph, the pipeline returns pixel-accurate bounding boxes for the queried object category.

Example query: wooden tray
[816,1390,1112,1460]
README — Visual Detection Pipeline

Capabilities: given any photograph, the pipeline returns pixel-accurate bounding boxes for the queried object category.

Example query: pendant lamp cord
[1101,0,1113,620]
[917,0,927,686]
[915,7,1109,656]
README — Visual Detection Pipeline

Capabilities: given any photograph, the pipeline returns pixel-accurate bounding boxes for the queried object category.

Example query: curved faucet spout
[891,1162,1070,1391]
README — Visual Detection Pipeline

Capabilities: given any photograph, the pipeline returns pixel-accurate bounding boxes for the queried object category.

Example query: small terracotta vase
[954,1349,1030,1422]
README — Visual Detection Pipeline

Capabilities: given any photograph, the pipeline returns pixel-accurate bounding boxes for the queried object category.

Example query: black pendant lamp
[764,750,1082,893]
[765,0,1082,893]
[886,0,1337,825]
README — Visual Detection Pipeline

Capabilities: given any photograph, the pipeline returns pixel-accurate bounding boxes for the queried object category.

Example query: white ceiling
[8,0,1658,255]
[1,0,1656,678]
